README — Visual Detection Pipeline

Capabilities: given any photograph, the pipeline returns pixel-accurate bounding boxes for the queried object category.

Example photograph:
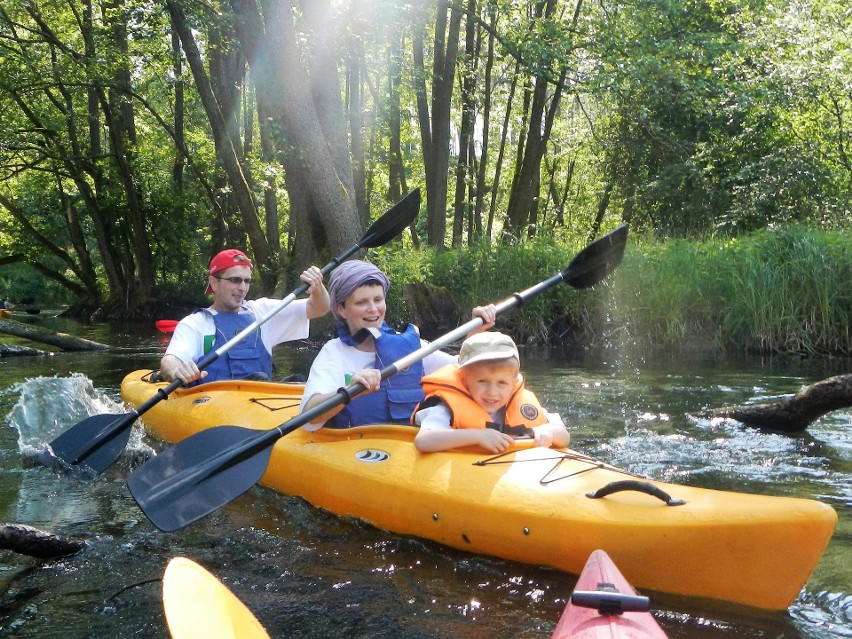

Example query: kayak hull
[122,370,837,611]
[163,557,270,639]
[553,549,669,639]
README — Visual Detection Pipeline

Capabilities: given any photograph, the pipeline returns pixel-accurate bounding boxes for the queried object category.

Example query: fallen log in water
[0,523,84,559]
[707,373,852,432]
[0,318,109,351]
[0,343,46,356]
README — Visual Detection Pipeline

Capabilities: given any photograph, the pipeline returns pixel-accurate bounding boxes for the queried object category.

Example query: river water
[0,314,849,638]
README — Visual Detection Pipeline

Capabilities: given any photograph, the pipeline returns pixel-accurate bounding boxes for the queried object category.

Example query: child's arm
[531,412,570,449]
[415,426,515,454]
[414,403,515,453]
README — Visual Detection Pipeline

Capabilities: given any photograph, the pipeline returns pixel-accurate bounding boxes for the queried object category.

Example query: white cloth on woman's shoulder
[299,336,455,429]
[165,298,309,364]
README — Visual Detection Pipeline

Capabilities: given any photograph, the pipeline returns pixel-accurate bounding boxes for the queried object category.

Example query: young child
[412,331,570,453]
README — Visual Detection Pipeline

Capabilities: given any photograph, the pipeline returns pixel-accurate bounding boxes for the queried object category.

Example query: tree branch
[706,374,852,433]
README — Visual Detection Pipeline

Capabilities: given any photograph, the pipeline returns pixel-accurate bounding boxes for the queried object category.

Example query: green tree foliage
[0,0,847,317]
[587,0,849,235]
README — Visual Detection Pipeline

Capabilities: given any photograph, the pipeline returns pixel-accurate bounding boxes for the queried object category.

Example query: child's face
[460,362,519,415]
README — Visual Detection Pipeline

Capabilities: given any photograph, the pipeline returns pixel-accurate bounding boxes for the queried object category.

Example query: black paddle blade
[361,188,420,248]
[562,225,628,289]
[48,412,136,473]
[127,425,272,532]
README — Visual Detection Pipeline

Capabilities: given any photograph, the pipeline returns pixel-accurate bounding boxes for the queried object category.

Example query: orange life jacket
[413,364,549,433]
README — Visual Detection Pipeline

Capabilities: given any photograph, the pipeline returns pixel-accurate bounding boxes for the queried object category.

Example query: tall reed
[373,236,610,344]
[372,226,850,355]
[610,226,850,354]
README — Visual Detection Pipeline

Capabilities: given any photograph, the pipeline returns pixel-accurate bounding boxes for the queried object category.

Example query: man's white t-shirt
[165,298,310,363]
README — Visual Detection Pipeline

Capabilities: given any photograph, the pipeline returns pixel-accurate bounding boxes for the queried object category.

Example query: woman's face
[337,283,386,333]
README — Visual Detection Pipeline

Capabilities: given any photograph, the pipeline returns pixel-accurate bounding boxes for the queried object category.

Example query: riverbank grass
[374,226,850,355]
[612,226,850,354]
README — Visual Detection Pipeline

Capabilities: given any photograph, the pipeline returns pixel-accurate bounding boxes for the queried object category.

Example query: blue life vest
[327,323,425,428]
[198,310,272,383]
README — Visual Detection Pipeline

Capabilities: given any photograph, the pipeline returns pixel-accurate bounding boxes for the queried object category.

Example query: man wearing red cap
[160,249,329,385]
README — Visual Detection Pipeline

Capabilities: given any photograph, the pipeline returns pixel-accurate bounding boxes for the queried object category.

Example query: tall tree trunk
[102,0,155,307]
[171,26,186,189]
[387,37,408,202]
[243,0,360,261]
[167,0,274,290]
[346,32,368,223]
[505,67,565,238]
[387,37,418,249]
[588,181,613,244]
[547,155,575,228]
[31,0,122,299]
[474,6,497,244]
[417,0,462,249]
[256,98,281,256]
[56,183,100,297]
[412,11,432,187]
[451,0,478,248]
[488,68,519,239]
[504,0,571,240]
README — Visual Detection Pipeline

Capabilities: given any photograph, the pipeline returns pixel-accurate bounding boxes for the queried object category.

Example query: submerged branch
[706,374,852,432]
[0,343,47,356]
[0,523,84,559]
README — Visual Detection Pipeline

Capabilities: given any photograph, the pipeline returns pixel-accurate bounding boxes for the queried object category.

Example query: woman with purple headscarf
[300,260,496,429]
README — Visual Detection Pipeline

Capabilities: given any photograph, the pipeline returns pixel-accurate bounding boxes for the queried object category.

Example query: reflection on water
[0,318,849,638]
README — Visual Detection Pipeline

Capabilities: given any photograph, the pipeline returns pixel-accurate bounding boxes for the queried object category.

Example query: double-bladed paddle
[127,224,628,532]
[48,189,422,474]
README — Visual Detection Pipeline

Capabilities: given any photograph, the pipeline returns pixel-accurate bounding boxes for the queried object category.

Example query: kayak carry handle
[586,480,686,506]
[571,589,651,614]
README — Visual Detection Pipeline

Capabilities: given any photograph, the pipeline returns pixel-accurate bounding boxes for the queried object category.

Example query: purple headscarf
[328,260,390,323]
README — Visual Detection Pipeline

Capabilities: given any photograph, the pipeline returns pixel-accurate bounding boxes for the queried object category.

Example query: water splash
[793,590,852,638]
[593,425,834,488]
[4,374,152,464]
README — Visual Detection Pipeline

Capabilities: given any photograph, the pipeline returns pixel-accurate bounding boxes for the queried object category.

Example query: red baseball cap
[205,249,253,294]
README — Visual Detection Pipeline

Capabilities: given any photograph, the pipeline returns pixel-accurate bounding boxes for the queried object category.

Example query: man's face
[209,265,253,312]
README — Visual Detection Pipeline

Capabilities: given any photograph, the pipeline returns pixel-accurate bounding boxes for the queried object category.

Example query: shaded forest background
[0,0,849,326]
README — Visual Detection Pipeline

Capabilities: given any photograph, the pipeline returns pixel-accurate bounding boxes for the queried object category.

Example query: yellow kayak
[163,557,270,639]
[123,370,836,611]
